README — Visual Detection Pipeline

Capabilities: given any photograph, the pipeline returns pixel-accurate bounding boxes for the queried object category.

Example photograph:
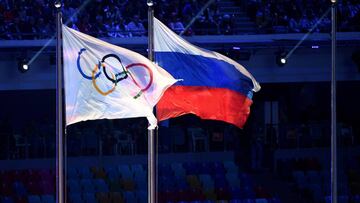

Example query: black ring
[101,54,128,84]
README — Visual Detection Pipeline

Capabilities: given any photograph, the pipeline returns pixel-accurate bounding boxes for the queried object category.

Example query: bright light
[331,0,336,3]
[18,58,29,73]
[54,1,61,8]
[147,0,153,6]
[276,51,288,67]
[23,64,28,70]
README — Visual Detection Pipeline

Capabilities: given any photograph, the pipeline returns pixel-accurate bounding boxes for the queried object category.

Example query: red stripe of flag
[157,86,253,128]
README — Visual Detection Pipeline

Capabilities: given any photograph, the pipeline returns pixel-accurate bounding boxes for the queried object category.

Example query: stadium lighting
[23,64,28,70]
[276,51,288,67]
[147,0,153,6]
[18,59,29,73]
[54,1,61,8]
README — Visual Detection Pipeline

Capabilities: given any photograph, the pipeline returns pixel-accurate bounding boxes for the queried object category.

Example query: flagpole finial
[54,1,62,9]
[147,0,153,7]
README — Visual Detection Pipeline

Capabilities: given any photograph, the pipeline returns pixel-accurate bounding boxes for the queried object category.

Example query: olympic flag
[154,18,260,128]
[62,25,177,129]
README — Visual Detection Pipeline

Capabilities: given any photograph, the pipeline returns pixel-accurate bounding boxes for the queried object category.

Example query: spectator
[127,15,146,37]
[307,12,320,33]
[0,18,6,39]
[255,6,271,33]
[3,6,15,24]
[288,16,300,33]
[168,12,185,34]
[35,18,52,39]
[220,14,234,35]
[248,0,360,33]
[194,15,207,35]
[63,4,78,24]
[182,0,194,22]
[68,21,79,31]
[28,17,38,39]
[7,17,21,39]
[77,14,93,34]
[299,13,311,32]
[207,0,220,21]
[92,15,107,37]
[106,17,131,38]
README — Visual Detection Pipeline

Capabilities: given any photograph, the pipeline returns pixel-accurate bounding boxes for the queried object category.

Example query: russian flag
[154,18,260,128]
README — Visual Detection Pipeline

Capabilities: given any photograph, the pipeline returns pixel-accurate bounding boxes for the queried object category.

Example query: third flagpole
[331,0,337,203]
[147,1,157,203]
[55,1,65,203]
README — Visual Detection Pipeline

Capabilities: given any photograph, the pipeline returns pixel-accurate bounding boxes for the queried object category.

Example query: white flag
[62,25,176,129]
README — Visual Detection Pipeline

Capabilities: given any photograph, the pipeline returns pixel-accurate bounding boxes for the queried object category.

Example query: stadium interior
[0,0,360,203]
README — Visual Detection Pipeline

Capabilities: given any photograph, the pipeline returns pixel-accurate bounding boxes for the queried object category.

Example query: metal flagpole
[331,1,337,203]
[147,1,156,203]
[148,129,156,203]
[55,1,65,203]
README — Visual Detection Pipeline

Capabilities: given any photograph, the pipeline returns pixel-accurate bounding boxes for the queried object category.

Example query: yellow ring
[92,64,116,96]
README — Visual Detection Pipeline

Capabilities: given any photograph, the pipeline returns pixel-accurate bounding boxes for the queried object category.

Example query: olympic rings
[76,48,154,98]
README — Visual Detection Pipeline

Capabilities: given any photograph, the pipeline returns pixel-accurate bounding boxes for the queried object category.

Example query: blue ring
[77,48,101,80]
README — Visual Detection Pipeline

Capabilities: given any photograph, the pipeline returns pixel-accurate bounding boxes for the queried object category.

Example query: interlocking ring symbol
[76,48,153,98]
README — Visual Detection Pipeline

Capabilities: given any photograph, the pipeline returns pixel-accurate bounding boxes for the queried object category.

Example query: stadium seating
[41,195,55,203]
[275,156,360,202]
[79,167,93,179]
[93,179,109,193]
[83,192,97,203]
[67,179,81,193]
[68,193,82,203]
[28,195,41,203]
[80,179,96,193]
[13,181,27,196]
[0,161,283,203]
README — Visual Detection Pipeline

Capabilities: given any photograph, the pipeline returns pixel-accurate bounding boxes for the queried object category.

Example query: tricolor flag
[154,18,260,128]
[62,25,177,129]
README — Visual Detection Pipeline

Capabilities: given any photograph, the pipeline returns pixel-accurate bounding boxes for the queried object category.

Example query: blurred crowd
[0,0,359,40]
[0,0,226,39]
[246,0,360,33]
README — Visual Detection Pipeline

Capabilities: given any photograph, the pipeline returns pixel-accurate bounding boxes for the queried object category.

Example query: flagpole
[55,1,65,203]
[331,1,337,203]
[147,1,156,203]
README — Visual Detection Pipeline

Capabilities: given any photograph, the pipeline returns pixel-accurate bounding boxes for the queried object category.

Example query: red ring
[125,63,153,92]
